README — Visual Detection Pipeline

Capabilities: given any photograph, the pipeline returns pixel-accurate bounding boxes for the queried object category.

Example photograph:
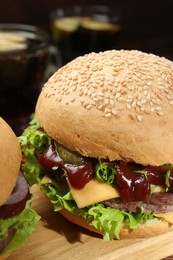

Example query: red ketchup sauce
[39,142,94,189]
[143,166,165,185]
[116,162,150,202]
[117,162,173,202]
[39,142,173,202]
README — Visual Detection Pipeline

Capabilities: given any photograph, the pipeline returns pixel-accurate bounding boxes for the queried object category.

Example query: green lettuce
[0,199,40,255]
[19,117,160,241]
[95,160,117,185]
[39,183,156,240]
[19,116,50,185]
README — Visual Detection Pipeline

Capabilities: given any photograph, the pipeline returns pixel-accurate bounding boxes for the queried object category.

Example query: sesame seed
[98,96,104,101]
[150,107,155,112]
[79,90,83,97]
[137,94,141,100]
[157,111,164,116]
[64,89,70,95]
[43,49,173,121]
[141,99,147,104]
[110,100,115,106]
[158,94,164,100]
[118,96,125,102]
[115,93,121,99]
[105,113,112,117]
[136,107,140,114]
[155,106,162,111]
[145,108,151,114]
[86,104,92,109]
[132,101,137,107]
[98,104,103,110]
[91,92,96,98]
[71,85,77,91]
[71,97,75,102]
[104,99,109,105]
[137,115,142,121]
[104,108,112,113]
[137,101,142,107]
[126,104,131,109]
[166,95,172,101]
[158,85,164,90]
[112,110,118,116]
[91,100,96,106]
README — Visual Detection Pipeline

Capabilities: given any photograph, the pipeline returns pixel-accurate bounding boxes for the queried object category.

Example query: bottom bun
[60,208,173,239]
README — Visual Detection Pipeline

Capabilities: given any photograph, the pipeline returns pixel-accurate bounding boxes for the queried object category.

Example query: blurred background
[0,0,173,60]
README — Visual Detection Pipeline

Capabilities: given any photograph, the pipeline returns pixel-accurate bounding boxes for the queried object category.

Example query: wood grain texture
[7,185,173,260]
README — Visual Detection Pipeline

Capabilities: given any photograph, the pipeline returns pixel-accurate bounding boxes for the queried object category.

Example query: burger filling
[19,117,173,240]
[0,173,40,255]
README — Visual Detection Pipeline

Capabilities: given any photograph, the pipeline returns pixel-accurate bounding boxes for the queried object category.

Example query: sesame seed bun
[36,50,173,166]
[0,117,22,206]
[60,208,173,239]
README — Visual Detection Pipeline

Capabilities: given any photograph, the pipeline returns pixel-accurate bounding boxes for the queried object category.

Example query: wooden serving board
[7,185,173,260]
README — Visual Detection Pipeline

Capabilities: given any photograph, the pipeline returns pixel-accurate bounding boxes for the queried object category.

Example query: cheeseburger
[20,50,173,240]
[0,117,40,256]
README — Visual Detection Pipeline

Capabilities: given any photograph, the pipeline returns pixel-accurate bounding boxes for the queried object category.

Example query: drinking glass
[50,5,121,65]
[0,24,50,135]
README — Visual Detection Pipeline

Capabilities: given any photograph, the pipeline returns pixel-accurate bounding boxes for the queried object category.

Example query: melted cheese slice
[41,175,166,209]
[156,212,173,224]
[68,179,120,208]
[69,180,166,208]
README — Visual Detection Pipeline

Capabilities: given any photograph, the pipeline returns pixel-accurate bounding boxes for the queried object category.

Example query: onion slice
[0,172,31,219]
[5,172,28,205]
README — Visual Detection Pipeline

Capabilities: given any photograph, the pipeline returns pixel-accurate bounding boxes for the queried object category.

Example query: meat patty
[103,192,173,214]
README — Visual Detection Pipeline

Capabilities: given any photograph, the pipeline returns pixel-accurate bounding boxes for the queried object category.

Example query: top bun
[0,117,21,206]
[36,50,173,166]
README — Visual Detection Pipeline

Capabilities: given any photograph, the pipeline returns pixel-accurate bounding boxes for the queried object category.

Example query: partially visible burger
[0,117,40,257]
[19,50,173,240]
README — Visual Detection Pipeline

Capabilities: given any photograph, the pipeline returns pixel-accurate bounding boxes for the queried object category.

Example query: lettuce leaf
[19,117,160,241]
[0,199,40,255]
[95,161,117,185]
[39,183,157,240]
[19,116,50,185]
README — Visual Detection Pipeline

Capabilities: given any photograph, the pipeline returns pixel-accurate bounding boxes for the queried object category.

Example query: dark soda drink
[0,24,49,135]
[51,5,121,65]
